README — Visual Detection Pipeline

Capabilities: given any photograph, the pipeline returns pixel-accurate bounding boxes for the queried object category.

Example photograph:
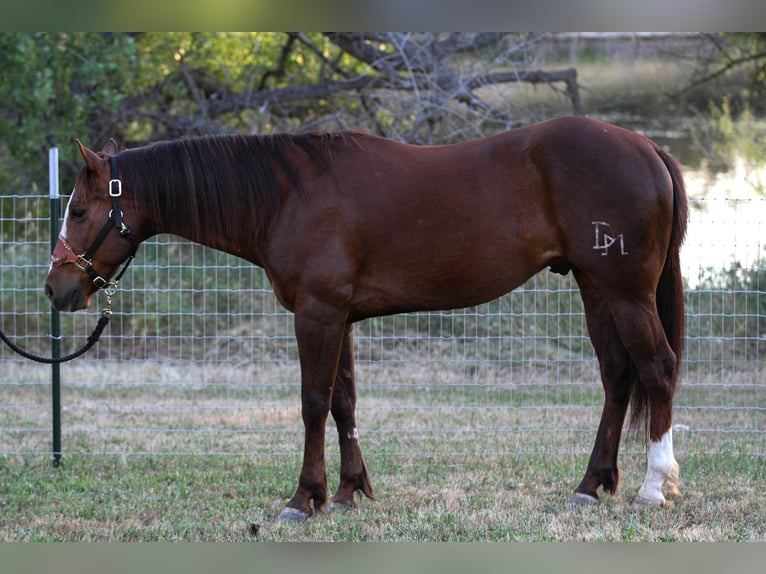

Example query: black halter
[73,154,137,288]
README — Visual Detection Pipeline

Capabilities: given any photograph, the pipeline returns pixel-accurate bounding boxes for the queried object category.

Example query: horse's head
[44,139,138,312]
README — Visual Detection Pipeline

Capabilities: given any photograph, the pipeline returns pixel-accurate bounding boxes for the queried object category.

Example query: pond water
[682,160,765,286]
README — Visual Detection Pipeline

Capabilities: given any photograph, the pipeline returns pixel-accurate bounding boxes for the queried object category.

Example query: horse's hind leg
[606,295,680,506]
[569,271,634,506]
[329,324,375,509]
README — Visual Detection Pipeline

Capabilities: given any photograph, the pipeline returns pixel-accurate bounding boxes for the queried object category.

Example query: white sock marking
[636,428,680,505]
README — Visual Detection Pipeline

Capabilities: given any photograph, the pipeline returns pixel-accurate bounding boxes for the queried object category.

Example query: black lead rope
[0,314,112,364]
[0,257,133,364]
[0,257,134,364]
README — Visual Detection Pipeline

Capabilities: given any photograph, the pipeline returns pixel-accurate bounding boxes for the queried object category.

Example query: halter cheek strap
[51,154,137,289]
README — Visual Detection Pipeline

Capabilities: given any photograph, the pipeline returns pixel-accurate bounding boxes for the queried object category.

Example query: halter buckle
[75,254,92,272]
[92,275,108,289]
[109,178,122,197]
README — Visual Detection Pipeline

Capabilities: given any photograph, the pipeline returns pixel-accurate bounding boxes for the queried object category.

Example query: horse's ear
[101,138,120,156]
[75,139,103,172]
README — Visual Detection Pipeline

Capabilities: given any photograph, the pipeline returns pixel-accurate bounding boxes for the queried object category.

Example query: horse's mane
[118,131,361,243]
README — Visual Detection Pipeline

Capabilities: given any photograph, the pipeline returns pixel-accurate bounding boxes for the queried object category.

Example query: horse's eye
[70,208,87,220]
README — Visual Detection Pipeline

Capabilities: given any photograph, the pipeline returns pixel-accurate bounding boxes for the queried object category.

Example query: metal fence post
[49,147,62,467]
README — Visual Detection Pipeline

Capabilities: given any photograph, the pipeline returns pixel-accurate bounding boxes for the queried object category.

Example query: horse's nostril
[44,284,54,301]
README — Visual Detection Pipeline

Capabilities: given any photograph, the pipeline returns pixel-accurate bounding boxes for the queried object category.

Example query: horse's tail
[630,146,689,431]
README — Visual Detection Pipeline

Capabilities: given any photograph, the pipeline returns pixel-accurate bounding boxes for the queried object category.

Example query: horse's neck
[133,137,286,267]
[156,207,266,268]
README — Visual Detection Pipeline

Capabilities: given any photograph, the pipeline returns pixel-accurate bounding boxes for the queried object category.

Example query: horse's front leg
[330,324,375,509]
[278,305,347,522]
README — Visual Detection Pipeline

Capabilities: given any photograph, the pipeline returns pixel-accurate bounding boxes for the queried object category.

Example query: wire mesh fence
[1,193,764,461]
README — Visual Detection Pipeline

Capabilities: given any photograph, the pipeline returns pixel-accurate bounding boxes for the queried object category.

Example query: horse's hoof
[277,507,310,522]
[632,495,665,507]
[566,492,598,509]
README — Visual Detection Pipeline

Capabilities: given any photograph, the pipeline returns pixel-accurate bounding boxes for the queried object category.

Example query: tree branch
[674,50,766,98]
[179,61,209,119]
[208,75,376,118]
[120,33,582,144]
[257,33,298,91]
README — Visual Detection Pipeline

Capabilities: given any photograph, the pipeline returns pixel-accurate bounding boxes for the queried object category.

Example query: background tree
[0,32,581,194]
[2,32,765,197]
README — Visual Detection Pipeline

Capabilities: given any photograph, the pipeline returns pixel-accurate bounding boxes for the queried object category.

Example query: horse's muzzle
[44,279,92,312]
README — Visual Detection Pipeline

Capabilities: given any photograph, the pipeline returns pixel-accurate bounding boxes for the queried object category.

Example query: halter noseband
[51,155,137,290]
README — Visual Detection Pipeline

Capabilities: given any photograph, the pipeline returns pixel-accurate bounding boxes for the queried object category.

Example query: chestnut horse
[45,116,687,520]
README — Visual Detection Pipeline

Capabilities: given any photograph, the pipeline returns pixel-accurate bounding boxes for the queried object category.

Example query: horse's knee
[301,389,332,426]
[331,380,355,421]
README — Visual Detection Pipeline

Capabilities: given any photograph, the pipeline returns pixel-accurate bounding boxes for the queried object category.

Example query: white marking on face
[60,192,74,241]
[49,192,74,272]
[636,428,680,505]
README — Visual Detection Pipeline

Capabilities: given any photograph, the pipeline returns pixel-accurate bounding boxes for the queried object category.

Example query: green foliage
[0,32,345,196]
[0,33,138,192]
[704,97,766,193]
[7,32,766,203]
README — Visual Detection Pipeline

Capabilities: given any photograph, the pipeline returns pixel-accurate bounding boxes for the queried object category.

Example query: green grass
[1,449,764,541]
[3,358,761,541]
[2,350,762,543]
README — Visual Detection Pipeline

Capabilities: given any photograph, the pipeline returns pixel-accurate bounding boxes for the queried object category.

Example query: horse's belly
[350,246,551,319]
